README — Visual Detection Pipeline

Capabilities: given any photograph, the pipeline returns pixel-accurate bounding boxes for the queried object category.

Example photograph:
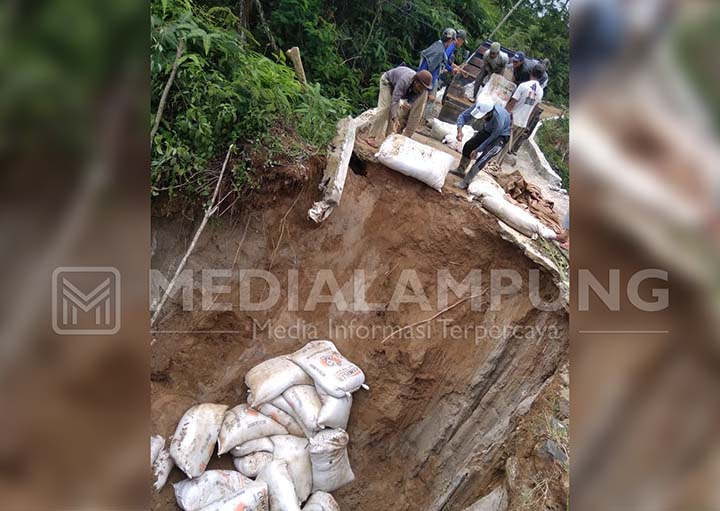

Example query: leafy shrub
[536,116,569,190]
[150,0,350,199]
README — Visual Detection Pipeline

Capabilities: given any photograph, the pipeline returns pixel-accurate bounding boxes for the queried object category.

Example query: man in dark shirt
[511,52,533,84]
[365,67,433,148]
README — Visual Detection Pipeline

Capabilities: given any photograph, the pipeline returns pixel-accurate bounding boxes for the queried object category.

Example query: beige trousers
[368,74,427,142]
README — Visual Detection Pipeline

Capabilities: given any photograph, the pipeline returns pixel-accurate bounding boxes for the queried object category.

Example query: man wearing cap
[473,42,509,97]
[419,28,457,91]
[365,66,433,148]
[511,51,533,84]
[445,29,468,75]
[417,28,457,120]
[450,95,512,190]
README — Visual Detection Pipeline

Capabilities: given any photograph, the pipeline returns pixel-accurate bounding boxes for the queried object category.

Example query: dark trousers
[461,131,509,182]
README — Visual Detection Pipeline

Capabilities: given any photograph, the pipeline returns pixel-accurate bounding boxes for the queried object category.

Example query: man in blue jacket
[418,27,456,112]
[450,96,512,190]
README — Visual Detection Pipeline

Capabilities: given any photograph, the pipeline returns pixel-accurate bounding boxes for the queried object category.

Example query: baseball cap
[512,51,526,63]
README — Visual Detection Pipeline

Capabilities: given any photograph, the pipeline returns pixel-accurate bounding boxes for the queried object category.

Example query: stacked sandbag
[375,134,456,192]
[174,470,268,511]
[151,434,174,491]
[302,492,340,511]
[155,340,365,510]
[170,403,228,478]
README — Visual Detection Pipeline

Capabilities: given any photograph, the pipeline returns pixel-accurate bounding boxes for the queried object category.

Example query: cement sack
[260,403,305,437]
[153,445,174,491]
[282,385,322,434]
[195,481,269,511]
[316,390,352,430]
[271,396,315,439]
[271,435,313,502]
[257,460,301,511]
[170,403,228,478]
[309,429,355,493]
[302,492,340,511]
[478,74,517,107]
[481,196,557,239]
[290,341,365,399]
[218,404,288,455]
[467,176,505,199]
[234,452,274,478]
[442,132,481,153]
[430,119,475,143]
[174,470,255,511]
[374,134,455,192]
[464,82,475,101]
[246,356,313,407]
[231,437,275,458]
[151,434,165,465]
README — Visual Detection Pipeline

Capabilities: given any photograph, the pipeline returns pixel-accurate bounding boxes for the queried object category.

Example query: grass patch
[536,116,569,190]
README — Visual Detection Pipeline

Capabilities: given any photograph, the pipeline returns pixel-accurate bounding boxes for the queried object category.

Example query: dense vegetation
[252,0,569,108]
[151,0,569,201]
[675,6,720,133]
[151,0,350,198]
[536,116,569,190]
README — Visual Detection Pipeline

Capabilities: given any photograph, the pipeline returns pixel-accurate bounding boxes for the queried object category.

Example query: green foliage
[495,0,569,105]
[536,116,569,190]
[151,0,349,198]
[249,0,567,110]
[674,6,720,133]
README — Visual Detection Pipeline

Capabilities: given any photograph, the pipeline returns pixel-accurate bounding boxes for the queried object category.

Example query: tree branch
[150,144,234,328]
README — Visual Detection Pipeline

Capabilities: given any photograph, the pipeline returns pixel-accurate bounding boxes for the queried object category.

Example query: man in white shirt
[505,64,545,154]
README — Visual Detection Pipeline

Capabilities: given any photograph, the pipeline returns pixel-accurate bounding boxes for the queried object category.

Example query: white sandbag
[271,435,313,502]
[170,403,228,478]
[464,82,475,101]
[218,404,288,455]
[481,195,557,239]
[309,429,355,493]
[271,396,315,439]
[467,175,505,199]
[151,434,165,465]
[153,446,174,491]
[246,356,313,407]
[290,341,365,399]
[302,492,340,511]
[479,73,517,107]
[429,118,455,141]
[260,403,305,437]
[231,437,275,458]
[174,470,254,511]
[431,118,475,143]
[316,390,352,430]
[257,460,301,511]
[282,385,322,434]
[195,480,269,511]
[374,134,456,192]
[234,452,274,478]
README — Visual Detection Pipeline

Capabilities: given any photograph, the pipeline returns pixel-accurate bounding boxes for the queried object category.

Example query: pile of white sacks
[151,340,367,511]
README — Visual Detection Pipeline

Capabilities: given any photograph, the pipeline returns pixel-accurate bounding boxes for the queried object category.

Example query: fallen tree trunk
[308,116,356,223]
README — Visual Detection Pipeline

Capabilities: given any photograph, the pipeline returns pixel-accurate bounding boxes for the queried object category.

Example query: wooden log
[286,47,307,87]
[308,116,356,223]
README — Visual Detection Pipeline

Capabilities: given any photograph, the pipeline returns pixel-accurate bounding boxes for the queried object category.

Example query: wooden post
[286,47,308,87]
